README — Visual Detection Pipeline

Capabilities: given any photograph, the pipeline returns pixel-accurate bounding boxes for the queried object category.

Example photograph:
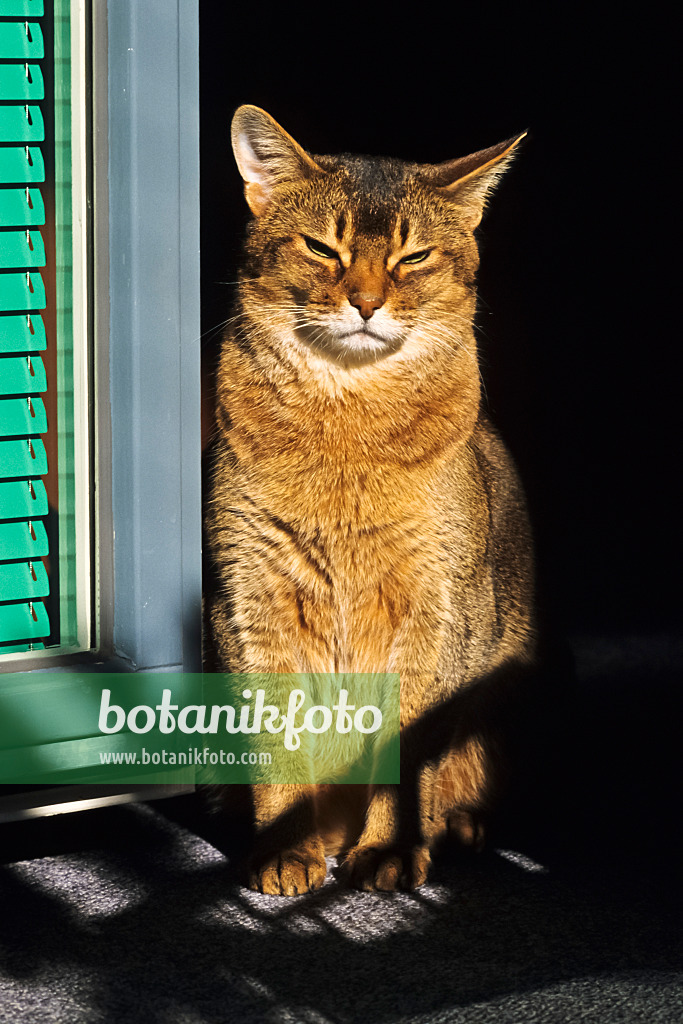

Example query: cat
[204,104,537,895]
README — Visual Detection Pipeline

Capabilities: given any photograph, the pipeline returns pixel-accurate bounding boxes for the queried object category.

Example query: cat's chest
[234,429,450,542]
[238,476,448,605]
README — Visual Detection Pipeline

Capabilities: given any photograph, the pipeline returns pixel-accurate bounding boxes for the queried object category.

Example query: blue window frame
[1,0,201,675]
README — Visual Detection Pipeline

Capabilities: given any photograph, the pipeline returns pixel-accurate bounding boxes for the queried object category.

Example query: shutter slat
[0,145,45,184]
[0,559,49,601]
[0,355,47,394]
[0,272,46,311]
[0,105,44,143]
[0,229,46,269]
[0,437,48,477]
[0,188,45,228]
[0,396,47,434]
[0,600,49,643]
[0,313,46,351]
[0,519,48,559]
[0,65,44,101]
[0,22,44,60]
[0,1,45,16]
[0,478,48,517]
[0,642,45,653]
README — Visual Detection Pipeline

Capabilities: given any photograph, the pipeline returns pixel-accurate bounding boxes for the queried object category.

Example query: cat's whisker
[406,316,490,402]
[191,315,245,348]
[214,276,263,286]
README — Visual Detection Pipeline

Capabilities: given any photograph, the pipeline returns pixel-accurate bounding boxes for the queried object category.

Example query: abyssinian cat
[205,105,537,895]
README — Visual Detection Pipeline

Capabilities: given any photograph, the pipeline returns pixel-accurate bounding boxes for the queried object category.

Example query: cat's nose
[350,293,385,320]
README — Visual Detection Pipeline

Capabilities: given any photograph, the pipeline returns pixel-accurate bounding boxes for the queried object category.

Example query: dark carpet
[1,636,681,1023]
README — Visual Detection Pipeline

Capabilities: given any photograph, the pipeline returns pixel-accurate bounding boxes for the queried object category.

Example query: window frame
[1,0,202,674]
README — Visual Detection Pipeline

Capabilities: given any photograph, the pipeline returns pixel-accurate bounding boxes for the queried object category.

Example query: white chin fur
[336,330,390,350]
[294,322,403,357]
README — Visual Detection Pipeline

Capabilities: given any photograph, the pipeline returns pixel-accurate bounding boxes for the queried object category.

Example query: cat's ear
[231,105,325,216]
[420,132,527,229]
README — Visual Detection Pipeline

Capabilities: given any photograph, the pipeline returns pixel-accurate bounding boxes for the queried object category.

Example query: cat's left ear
[420,132,527,229]
[231,105,325,216]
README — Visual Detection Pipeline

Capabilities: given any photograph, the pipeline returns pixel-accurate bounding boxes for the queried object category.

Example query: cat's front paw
[248,838,327,896]
[341,843,431,892]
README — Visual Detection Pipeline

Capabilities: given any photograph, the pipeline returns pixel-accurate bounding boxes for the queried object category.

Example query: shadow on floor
[0,634,681,1023]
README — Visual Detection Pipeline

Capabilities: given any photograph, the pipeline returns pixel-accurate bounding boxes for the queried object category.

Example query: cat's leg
[340,666,442,892]
[340,658,500,889]
[337,578,451,891]
[444,807,486,850]
[248,783,327,895]
[341,734,492,889]
[239,693,329,895]
[340,773,432,891]
[435,735,492,851]
[207,584,331,895]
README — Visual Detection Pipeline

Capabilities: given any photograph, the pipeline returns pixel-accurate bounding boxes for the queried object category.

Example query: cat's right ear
[231,105,324,216]
[419,132,527,230]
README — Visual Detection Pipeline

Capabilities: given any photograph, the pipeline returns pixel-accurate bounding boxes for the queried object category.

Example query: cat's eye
[304,236,340,261]
[400,249,431,265]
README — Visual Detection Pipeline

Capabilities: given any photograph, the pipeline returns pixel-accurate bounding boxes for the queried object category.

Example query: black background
[199,7,679,641]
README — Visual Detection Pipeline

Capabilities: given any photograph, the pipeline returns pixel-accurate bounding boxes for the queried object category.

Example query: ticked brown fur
[205,106,536,894]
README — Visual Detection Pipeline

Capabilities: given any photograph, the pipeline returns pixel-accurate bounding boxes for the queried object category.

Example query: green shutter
[0,437,48,476]
[0,63,44,100]
[0,518,48,558]
[0,228,46,268]
[0,354,47,391]
[0,270,46,308]
[0,396,48,434]
[0,21,43,59]
[0,187,45,227]
[0,600,48,643]
[0,105,44,142]
[0,559,49,600]
[0,145,45,182]
[0,477,48,515]
[0,8,49,650]
[0,312,46,350]
[0,3,45,17]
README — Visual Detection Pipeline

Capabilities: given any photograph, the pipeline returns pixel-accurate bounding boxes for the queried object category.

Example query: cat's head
[231,105,524,366]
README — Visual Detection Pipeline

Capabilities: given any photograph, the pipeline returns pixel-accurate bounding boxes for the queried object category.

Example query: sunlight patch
[10,856,147,917]
[495,848,548,873]
[314,887,440,944]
